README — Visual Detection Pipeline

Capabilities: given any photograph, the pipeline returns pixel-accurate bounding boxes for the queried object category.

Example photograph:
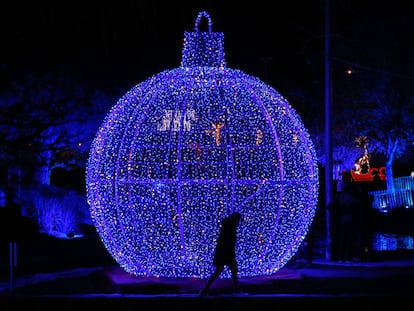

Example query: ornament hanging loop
[181,11,226,68]
[194,11,213,33]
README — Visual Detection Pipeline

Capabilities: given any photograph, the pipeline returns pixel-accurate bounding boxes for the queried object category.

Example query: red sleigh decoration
[343,167,386,182]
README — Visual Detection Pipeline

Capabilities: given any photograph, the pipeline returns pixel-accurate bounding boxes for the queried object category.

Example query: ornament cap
[181,11,226,68]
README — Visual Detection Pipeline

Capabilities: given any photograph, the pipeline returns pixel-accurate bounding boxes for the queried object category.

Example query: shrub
[21,184,92,238]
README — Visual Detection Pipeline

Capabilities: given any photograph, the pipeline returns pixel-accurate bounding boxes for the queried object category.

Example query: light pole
[324,0,333,261]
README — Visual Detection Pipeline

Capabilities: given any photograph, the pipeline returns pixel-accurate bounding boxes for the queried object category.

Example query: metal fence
[369,176,414,211]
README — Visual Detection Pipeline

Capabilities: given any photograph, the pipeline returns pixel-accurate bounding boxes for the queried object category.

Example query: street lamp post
[324,0,333,261]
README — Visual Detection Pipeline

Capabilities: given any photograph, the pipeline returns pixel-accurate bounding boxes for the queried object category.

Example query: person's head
[230,212,242,225]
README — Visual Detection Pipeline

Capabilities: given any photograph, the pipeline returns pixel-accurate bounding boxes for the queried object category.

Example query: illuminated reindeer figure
[354,136,371,174]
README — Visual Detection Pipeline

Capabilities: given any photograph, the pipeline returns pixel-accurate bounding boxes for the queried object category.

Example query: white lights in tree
[86,11,319,279]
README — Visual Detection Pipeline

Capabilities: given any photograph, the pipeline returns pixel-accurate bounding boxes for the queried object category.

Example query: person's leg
[199,265,224,296]
[229,263,240,293]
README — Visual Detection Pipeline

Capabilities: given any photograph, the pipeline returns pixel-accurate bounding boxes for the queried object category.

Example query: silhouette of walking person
[199,212,243,296]
[335,181,360,262]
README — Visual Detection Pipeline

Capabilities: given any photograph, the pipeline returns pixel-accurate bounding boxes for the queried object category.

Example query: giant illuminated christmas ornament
[86,11,319,279]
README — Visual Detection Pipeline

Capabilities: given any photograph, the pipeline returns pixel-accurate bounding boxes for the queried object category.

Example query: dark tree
[0,65,112,192]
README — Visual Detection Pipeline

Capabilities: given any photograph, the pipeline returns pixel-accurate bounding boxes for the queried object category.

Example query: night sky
[2,0,413,95]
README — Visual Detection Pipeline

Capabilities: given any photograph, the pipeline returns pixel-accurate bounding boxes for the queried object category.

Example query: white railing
[393,176,414,191]
[369,176,414,211]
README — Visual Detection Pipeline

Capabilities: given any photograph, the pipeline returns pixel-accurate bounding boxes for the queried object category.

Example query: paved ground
[1,228,414,309]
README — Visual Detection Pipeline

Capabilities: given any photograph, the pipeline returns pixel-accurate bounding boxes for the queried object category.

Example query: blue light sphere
[86,11,319,279]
